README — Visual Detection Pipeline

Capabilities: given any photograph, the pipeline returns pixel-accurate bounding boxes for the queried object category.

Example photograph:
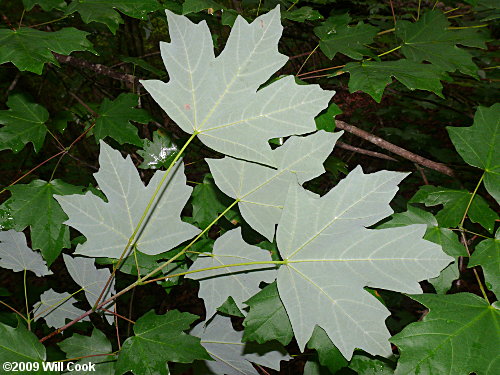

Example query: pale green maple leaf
[188,228,276,318]
[33,289,89,328]
[208,131,342,240]
[141,7,334,167]
[191,315,290,375]
[63,254,115,324]
[0,230,51,277]
[275,168,453,358]
[55,141,199,258]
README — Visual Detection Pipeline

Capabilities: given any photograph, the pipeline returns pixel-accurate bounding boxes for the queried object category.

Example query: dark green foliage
[0,1,498,374]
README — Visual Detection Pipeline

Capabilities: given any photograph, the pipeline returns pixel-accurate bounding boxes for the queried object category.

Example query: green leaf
[33,289,89,328]
[94,93,152,147]
[344,60,447,103]
[0,94,49,153]
[315,103,342,132]
[191,315,290,375]
[0,230,51,277]
[276,168,453,358]
[307,326,348,373]
[191,174,228,228]
[138,130,178,169]
[23,0,66,11]
[65,0,161,34]
[0,322,54,374]
[208,131,341,240]
[182,0,224,15]
[378,205,466,257]
[142,7,333,166]
[315,15,378,60]
[303,356,331,375]
[243,281,293,346]
[217,296,245,317]
[469,229,499,297]
[396,10,487,77]
[120,56,165,76]
[349,355,395,374]
[391,293,500,375]
[58,329,115,375]
[0,27,95,74]
[187,228,276,318]
[55,142,200,258]
[282,7,323,22]
[428,262,459,294]
[409,185,498,233]
[447,103,500,203]
[4,179,83,265]
[116,310,210,374]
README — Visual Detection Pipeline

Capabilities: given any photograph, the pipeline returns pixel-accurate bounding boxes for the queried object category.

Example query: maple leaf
[4,179,84,265]
[93,93,153,147]
[396,11,488,77]
[188,228,276,318]
[392,293,500,374]
[55,141,199,258]
[0,94,49,153]
[191,315,290,375]
[447,103,500,203]
[0,230,51,277]
[65,0,160,34]
[141,7,333,166]
[0,28,95,74]
[33,289,89,328]
[208,131,341,240]
[275,168,453,358]
[314,14,378,60]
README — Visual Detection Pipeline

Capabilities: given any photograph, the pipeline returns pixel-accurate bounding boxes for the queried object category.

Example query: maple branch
[53,53,139,85]
[337,141,397,162]
[335,120,455,177]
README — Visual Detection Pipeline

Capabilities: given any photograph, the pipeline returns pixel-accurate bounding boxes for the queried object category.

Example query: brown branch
[337,141,397,162]
[335,120,455,177]
[53,53,139,85]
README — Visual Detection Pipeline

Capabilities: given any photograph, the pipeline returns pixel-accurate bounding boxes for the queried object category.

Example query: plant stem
[144,260,284,284]
[23,269,30,330]
[459,231,490,304]
[93,132,199,309]
[40,197,240,343]
[0,301,28,322]
[459,173,485,228]
[296,44,319,76]
[377,44,402,58]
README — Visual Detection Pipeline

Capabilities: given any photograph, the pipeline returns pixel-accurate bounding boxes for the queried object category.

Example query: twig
[69,92,98,117]
[337,141,397,161]
[53,53,139,85]
[335,120,455,177]
[414,163,429,184]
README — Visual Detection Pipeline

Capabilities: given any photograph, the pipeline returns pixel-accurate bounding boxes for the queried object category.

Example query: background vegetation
[0,0,498,374]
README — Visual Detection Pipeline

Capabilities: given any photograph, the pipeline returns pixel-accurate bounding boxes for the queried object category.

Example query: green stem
[24,269,30,330]
[287,0,300,11]
[138,198,242,283]
[32,287,85,320]
[459,172,485,228]
[459,231,490,304]
[377,44,402,58]
[93,132,199,309]
[296,44,319,76]
[144,260,285,284]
